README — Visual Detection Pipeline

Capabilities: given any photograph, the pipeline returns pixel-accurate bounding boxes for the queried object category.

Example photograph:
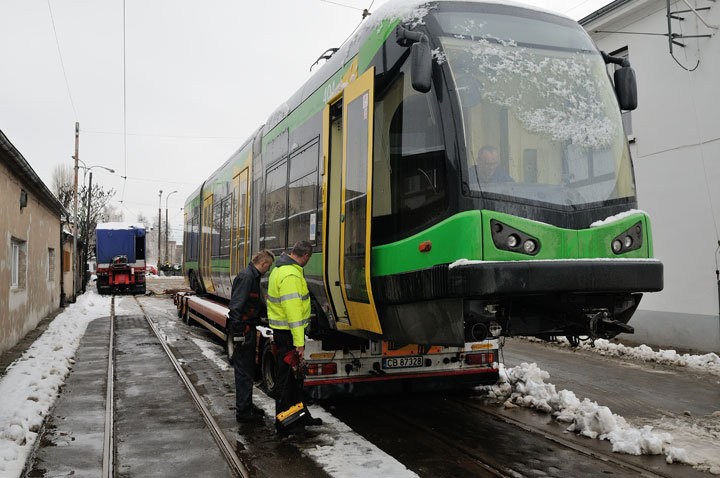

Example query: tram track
[101,296,250,478]
[448,396,674,478]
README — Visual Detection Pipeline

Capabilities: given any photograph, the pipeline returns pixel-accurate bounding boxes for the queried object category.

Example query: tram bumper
[448,258,663,297]
[373,259,663,345]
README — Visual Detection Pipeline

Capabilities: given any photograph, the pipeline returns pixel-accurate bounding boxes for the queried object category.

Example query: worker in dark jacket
[268,241,322,432]
[229,249,275,423]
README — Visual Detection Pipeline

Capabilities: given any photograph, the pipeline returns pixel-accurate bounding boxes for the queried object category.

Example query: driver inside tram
[475,146,514,183]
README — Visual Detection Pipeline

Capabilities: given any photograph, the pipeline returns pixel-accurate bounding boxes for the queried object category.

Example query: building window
[11,238,27,289]
[63,251,71,272]
[48,248,56,281]
[608,47,632,136]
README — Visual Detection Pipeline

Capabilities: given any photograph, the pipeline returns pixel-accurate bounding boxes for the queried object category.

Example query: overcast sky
[0,0,610,242]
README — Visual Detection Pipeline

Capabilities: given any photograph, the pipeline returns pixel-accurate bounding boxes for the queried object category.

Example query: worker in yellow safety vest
[267,240,322,432]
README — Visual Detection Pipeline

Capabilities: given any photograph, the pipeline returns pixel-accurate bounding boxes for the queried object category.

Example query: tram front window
[434,8,634,207]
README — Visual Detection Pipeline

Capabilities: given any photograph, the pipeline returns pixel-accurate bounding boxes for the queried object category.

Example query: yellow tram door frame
[201,191,215,292]
[232,166,250,274]
[335,66,382,335]
[183,210,188,284]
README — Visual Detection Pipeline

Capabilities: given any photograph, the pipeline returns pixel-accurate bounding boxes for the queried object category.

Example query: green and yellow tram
[183,0,663,349]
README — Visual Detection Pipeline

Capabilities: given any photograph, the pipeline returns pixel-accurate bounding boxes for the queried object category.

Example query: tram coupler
[587,310,634,339]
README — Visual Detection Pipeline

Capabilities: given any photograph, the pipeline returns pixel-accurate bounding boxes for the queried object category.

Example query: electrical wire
[670,0,700,71]
[121,0,128,204]
[674,10,720,282]
[46,0,78,121]
[81,130,243,140]
[319,0,365,11]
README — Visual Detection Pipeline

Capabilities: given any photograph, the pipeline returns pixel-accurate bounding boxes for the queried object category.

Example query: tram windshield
[433,8,635,207]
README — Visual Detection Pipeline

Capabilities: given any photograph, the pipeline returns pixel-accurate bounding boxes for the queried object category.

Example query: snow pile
[541,337,720,376]
[481,363,691,463]
[0,291,113,477]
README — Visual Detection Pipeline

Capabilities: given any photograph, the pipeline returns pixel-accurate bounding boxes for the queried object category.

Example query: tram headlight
[523,239,537,254]
[490,219,540,256]
[611,221,643,254]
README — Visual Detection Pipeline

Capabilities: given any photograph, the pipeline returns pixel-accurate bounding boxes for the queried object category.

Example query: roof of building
[0,129,67,218]
[579,0,634,26]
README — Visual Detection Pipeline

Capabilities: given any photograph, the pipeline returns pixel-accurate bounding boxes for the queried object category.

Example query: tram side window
[188,215,198,261]
[212,202,222,257]
[288,141,319,246]
[219,195,232,256]
[264,161,288,251]
[373,70,447,245]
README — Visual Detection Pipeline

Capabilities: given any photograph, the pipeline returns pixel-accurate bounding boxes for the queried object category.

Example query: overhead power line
[46,0,78,121]
[82,130,243,140]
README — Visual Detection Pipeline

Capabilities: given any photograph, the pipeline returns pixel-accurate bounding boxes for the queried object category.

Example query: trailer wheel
[261,343,278,399]
[183,300,193,326]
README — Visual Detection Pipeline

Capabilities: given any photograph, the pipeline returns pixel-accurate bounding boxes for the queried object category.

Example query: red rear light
[306,363,338,376]
[465,352,494,365]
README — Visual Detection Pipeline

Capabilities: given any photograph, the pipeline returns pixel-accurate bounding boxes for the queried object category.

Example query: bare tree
[51,164,74,211]
[100,204,124,223]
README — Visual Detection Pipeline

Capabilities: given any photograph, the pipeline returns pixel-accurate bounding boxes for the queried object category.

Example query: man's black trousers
[273,329,303,418]
[232,325,256,419]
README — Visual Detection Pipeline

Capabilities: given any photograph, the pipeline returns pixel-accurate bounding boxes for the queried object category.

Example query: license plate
[382,356,423,369]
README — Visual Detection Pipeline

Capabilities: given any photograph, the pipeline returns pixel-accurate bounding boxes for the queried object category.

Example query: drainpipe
[60,222,66,307]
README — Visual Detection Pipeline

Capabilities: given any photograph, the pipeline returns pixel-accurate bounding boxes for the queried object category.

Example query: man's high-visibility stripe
[269,318,309,328]
[267,292,310,303]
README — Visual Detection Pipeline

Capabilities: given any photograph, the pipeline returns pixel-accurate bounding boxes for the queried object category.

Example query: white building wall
[583,0,720,351]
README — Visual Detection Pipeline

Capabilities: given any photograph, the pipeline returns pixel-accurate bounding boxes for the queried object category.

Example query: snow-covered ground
[526,336,720,376]
[480,363,720,474]
[0,291,123,478]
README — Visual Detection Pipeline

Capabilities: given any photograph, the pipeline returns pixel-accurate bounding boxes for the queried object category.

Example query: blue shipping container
[96,225,146,264]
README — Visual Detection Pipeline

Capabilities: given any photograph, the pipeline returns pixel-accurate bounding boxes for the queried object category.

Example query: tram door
[323,67,382,335]
[201,191,215,292]
[232,167,250,275]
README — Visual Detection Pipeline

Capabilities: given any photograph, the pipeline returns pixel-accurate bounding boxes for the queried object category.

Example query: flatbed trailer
[175,292,500,399]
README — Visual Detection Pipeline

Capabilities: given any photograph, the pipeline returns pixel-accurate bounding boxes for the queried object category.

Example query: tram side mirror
[411,41,432,93]
[614,66,637,111]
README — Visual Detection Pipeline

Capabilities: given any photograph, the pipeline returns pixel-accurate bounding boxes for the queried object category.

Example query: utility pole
[158,190,163,270]
[165,190,177,268]
[72,122,79,300]
[165,208,169,266]
[82,172,93,292]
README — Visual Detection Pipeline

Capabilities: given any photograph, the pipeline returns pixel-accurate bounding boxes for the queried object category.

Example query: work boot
[237,410,264,424]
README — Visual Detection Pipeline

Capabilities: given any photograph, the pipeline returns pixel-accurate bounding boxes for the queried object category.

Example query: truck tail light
[465,352,494,365]
[306,363,338,376]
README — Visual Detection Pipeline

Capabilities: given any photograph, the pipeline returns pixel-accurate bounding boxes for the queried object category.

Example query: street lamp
[165,190,178,266]
[77,159,115,184]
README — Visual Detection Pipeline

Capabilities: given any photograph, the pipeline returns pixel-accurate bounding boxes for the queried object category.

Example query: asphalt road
[501,338,720,420]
